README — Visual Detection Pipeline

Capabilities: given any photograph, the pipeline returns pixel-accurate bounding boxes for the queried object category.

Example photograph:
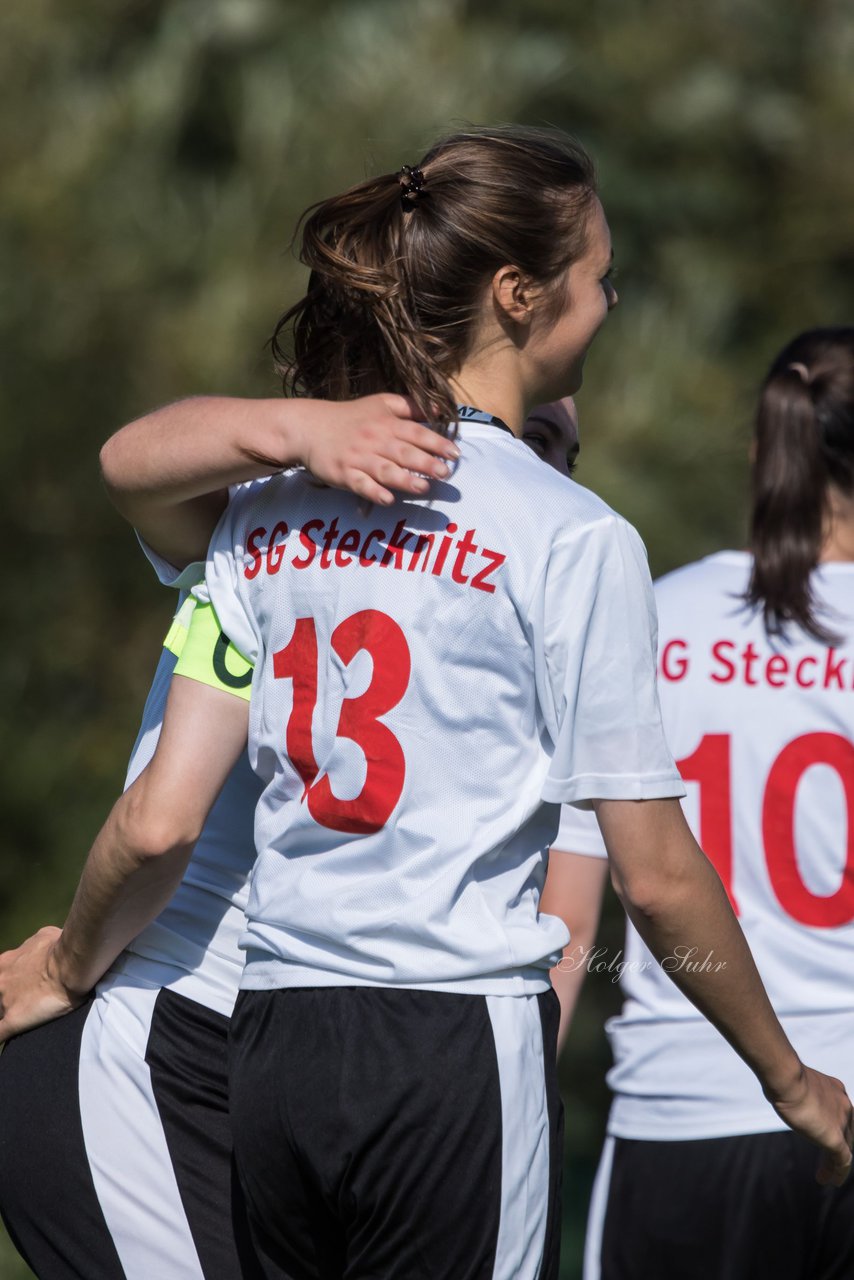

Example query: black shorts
[0,975,270,1280]
[585,1131,854,1280]
[230,986,564,1280]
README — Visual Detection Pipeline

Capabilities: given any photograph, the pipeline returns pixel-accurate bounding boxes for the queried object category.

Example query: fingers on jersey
[301,395,460,507]
[336,416,460,506]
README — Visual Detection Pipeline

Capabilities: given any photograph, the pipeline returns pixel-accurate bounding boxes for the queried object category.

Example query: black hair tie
[398,165,426,213]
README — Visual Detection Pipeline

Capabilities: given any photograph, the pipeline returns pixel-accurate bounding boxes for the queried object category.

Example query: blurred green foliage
[0,1,852,1276]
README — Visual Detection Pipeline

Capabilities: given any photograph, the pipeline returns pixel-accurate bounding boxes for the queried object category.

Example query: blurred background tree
[0,0,851,1274]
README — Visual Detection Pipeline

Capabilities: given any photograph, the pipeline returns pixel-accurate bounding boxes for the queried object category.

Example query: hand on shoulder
[293,394,459,506]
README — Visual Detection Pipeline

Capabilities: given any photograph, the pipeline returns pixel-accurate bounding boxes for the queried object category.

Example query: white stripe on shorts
[485,993,551,1280]
[78,973,206,1280]
[583,1133,615,1280]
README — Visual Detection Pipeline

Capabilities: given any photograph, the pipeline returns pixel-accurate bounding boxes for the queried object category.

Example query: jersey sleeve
[135,533,206,590]
[134,481,266,590]
[537,515,686,808]
[552,803,608,857]
[173,599,253,701]
[201,484,265,665]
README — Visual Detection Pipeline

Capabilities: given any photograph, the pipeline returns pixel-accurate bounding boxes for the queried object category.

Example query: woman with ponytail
[747,329,854,640]
[1,133,851,1280]
[553,327,854,1280]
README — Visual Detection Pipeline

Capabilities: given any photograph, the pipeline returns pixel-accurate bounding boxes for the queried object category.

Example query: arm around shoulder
[101,393,460,569]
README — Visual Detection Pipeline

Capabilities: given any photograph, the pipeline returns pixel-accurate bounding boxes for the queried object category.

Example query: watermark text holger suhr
[556,945,728,983]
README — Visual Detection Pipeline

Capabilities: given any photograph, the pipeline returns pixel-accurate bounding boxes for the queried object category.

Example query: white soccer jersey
[201,417,685,996]
[556,551,854,1138]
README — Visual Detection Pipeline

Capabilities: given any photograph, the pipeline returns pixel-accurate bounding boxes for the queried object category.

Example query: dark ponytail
[271,126,597,433]
[745,327,854,641]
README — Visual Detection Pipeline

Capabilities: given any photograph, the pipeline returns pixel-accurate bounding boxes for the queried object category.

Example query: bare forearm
[550,958,590,1052]
[596,797,853,1184]
[540,849,608,1053]
[52,792,195,997]
[617,849,801,1100]
[100,396,299,566]
[100,393,459,568]
[53,676,251,996]
[101,396,300,507]
[0,679,249,1045]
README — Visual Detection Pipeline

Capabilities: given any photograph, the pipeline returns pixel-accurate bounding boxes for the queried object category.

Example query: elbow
[115,785,203,867]
[99,433,129,503]
[609,861,689,926]
[601,799,717,928]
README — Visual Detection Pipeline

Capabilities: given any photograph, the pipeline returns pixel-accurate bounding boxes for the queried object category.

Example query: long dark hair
[745,326,854,642]
[271,125,597,432]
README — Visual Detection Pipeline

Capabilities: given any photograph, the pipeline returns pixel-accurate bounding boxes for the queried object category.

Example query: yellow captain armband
[172,599,254,701]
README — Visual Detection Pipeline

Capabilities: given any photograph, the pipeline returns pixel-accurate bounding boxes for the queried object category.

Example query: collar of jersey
[455,405,515,438]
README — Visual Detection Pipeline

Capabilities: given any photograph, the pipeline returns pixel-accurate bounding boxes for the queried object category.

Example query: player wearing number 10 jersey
[553,328,854,1280]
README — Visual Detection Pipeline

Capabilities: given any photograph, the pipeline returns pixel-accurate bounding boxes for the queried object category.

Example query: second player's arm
[0,675,248,1041]
[598,796,854,1185]
[100,394,460,568]
[540,850,608,1052]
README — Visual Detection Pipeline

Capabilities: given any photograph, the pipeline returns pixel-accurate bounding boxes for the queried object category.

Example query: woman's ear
[492,265,535,326]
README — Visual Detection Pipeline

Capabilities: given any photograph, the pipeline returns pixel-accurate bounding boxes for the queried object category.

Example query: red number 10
[677,732,854,927]
[273,610,411,835]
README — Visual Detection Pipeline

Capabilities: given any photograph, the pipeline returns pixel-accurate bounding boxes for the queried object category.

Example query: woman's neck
[449,369,525,436]
[820,486,854,563]
[450,328,531,436]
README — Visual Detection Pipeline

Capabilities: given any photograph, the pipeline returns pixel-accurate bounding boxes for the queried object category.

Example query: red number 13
[273,610,410,835]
